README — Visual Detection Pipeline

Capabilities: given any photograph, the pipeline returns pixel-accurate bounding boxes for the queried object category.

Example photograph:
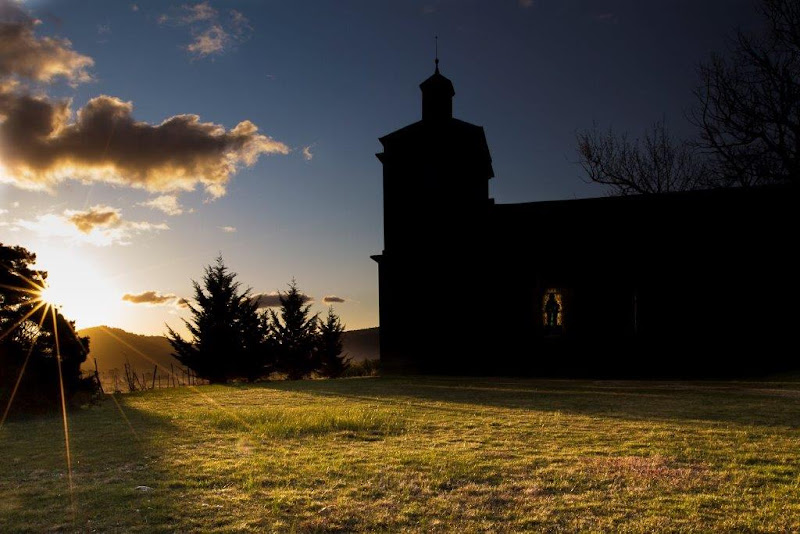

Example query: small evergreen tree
[317,306,350,378]
[269,280,318,380]
[166,256,268,383]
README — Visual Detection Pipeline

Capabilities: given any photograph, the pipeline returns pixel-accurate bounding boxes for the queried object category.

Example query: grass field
[1,377,799,532]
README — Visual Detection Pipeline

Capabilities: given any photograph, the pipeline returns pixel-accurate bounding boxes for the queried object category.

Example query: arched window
[542,289,564,334]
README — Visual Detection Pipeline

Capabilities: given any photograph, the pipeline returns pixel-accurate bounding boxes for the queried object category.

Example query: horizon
[1,0,760,336]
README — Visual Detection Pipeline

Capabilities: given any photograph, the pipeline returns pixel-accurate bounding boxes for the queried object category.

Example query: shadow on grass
[253,376,800,428]
[0,391,184,532]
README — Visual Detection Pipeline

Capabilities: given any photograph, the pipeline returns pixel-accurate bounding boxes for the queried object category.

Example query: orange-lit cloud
[122,290,185,307]
[322,295,345,304]
[0,2,94,84]
[12,205,168,246]
[253,292,313,308]
[68,204,120,233]
[0,92,289,197]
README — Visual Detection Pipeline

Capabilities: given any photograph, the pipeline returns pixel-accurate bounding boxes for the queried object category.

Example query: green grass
[1,377,799,532]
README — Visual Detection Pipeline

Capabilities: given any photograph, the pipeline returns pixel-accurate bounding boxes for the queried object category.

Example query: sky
[0,0,762,335]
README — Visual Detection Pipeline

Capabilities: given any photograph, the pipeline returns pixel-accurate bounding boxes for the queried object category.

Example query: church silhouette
[372,61,796,378]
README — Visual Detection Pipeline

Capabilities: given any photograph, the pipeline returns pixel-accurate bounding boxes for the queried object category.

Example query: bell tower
[373,57,494,374]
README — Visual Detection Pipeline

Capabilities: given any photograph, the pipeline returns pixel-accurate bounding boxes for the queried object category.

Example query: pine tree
[317,306,350,378]
[269,280,318,380]
[166,256,267,383]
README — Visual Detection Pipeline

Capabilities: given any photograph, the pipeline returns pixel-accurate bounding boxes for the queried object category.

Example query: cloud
[122,290,184,307]
[138,194,184,215]
[13,205,168,246]
[0,92,290,197]
[0,1,286,198]
[0,2,94,84]
[67,204,120,232]
[97,24,111,35]
[186,24,228,57]
[219,225,236,233]
[322,295,345,304]
[180,1,217,24]
[229,10,251,37]
[159,2,253,59]
[252,291,313,309]
[302,145,314,161]
[131,4,139,12]
[518,0,535,8]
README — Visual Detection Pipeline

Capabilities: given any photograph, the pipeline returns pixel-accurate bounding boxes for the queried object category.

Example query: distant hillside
[78,326,179,374]
[342,327,379,362]
[78,325,380,373]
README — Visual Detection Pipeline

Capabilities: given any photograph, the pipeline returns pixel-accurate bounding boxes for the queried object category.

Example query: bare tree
[692,0,800,186]
[577,120,710,195]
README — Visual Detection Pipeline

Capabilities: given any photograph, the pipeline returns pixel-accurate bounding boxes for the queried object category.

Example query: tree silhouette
[1,243,94,415]
[167,256,267,383]
[269,280,318,380]
[579,0,799,194]
[577,120,710,195]
[317,306,350,378]
[692,0,800,187]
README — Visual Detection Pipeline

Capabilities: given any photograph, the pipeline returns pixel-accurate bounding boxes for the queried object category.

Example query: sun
[30,247,125,330]
[36,283,57,307]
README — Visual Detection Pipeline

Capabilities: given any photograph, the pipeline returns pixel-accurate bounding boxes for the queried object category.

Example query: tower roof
[419,57,455,121]
[419,66,455,98]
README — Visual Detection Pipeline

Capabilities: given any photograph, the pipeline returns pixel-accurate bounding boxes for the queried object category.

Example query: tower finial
[435,36,439,73]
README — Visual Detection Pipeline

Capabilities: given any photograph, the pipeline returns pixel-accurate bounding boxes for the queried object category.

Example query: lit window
[542,289,563,330]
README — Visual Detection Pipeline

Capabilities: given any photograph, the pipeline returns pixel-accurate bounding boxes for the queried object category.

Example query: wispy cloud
[158,2,253,59]
[186,24,227,56]
[518,0,535,8]
[219,225,236,233]
[302,145,314,161]
[322,295,345,304]
[138,194,185,216]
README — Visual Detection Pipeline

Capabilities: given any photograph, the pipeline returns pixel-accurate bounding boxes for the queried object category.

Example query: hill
[341,327,379,362]
[78,325,379,374]
[77,326,180,374]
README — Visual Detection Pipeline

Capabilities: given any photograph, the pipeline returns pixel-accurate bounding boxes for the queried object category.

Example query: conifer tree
[317,306,350,378]
[167,256,267,383]
[269,280,318,380]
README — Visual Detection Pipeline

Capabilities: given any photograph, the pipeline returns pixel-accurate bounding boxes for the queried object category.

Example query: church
[372,62,796,377]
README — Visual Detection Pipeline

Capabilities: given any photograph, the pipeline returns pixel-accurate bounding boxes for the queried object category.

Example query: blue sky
[0,0,760,334]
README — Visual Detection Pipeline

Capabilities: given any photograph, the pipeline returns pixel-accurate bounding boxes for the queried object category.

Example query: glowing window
[542,289,563,328]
